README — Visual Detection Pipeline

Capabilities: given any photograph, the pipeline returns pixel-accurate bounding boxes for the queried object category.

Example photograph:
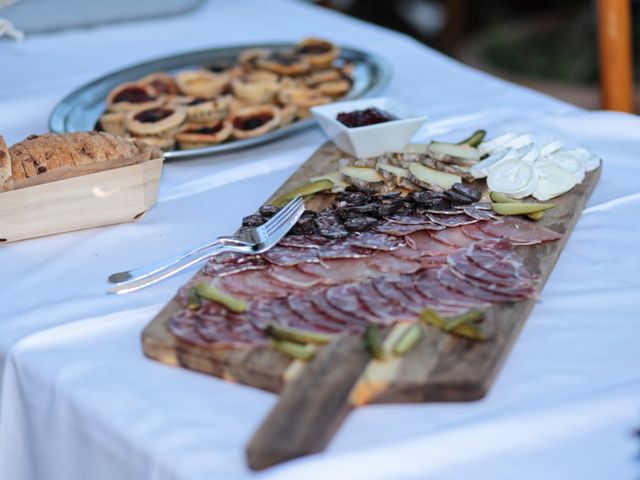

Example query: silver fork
[107,196,305,295]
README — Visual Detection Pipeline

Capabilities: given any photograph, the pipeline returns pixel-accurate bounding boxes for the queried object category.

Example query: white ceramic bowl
[311,97,427,158]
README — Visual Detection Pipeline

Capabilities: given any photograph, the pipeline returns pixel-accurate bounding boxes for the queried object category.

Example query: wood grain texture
[0,157,163,243]
[140,141,600,468]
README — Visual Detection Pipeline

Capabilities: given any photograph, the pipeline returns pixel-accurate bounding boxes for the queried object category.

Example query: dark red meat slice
[264,298,313,330]
[317,239,376,259]
[405,231,458,255]
[202,255,268,277]
[262,245,320,266]
[390,245,426,259]
[461,222,498,241]
[418,254,449,268]
[299,258,373,283]
[391,277,471,315]
[477,217,562,245]
[466,240,538,281]
[220,270,290,299]
[307,290,369,327]
[431,227,475,248]
[374,221,444,236]
[371,278,427,314]
[193,310,267,346]
[365,252,421,274]
[436,266,522,303]
[426,213,478,227]
[355,281,415,321]
[413,268,491,309]
[325,284,379,322]
[459,205,496,221]
[447,249,533,288]
[385,214,439,225]
[168,311,210,346]
[266,265,323,289]
[278,235,328,248]
[287,294,357,333]
[347,231,405,251]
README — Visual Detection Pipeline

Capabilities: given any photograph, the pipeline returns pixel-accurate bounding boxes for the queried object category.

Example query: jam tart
[125,107,186,137]
[316,78,351,97]
[279,105,298,128]
[303,68,341,87]
[133,135,176,151]
[106,83,164,113]
[98,112,127,137]
[231,71,280,104]
[238,48,272,68]
[140,72,179,96]
[175,70,229,98]
[230,105,281,139]
[176,120,233,149]
[296,38,340,69]
[181,95,232,123]
[278,88,332,118]
[257,52,311,76]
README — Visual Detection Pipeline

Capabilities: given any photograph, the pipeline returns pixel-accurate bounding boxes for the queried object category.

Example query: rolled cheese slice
[543,152,586,183]
[532,162,576,201]
[470,148,515,178]
[487,158,538,198]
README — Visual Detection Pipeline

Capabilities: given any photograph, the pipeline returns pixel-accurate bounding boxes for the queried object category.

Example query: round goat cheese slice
[532,162,576,201]
[544,152,586,183]
[487,158,538,198]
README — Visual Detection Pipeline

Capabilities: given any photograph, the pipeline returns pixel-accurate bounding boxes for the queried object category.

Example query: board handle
[246,335,369,470]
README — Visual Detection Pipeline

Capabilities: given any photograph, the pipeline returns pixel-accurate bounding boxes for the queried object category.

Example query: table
[1,1,639,478]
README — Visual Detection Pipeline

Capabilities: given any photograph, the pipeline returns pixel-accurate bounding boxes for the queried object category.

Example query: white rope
[0,0,24,41]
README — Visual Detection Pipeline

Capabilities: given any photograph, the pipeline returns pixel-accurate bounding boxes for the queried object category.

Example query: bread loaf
[4,131,149,183]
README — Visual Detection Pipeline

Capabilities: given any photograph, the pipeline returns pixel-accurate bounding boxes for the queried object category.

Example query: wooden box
[0,153,163,243]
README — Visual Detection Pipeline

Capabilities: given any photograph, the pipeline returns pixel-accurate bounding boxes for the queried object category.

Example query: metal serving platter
[49,43,391,160]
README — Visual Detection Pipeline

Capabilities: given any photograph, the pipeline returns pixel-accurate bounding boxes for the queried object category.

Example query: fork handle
[108,243,228,295]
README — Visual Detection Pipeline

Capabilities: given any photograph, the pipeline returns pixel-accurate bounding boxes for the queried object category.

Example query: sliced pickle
[491,202,555,215]
[393,323,423,355]
[444,309,484,331]
[527,210,545,221]
[272,179,334,206]
[187,286,202,311]
[457,129,487,147]
[420,308,488,341]
[365,325,386,360]
[490,191,547,220]
[266,323,333,345]
[195,282,247,313]
[269,338,316,360]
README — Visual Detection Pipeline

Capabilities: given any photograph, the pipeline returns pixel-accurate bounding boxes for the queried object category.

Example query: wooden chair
[597,0,635,111]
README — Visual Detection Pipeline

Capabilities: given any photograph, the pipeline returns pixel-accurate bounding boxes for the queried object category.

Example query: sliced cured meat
[405,231,458,256]
[326,283,379,322]
[426,213,478,228]
[287,295,357,333]
[299,258,373,284]
[477,217,562,245]
[347,231,404,251]
[307,290,369,327]
[371,278,427,314]
[365,252,421,274]
[374,221,444,236]
[263,298,312,330]
[458,205,497,221]
[168,311,209,346]
[413,268,491,309]
[193,310,267,346]
[418,254,449,268]
[355,281,415,321]
[390,277,470,316]
[262,245,320,266]
[220,270,291,299]
[202,255,268,277]
[461,222,498,241]
[385,214,439,225]
[390,245,425,259]
[466,240,538,281]
[431,227,475,248]
[278,235,328,248]
[317,239,376,260]
[447,249,532,288]
[266,265,323,289]
[436,266,522,303]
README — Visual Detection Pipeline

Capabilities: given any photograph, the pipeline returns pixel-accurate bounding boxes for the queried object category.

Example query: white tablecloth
[1,1,639,478]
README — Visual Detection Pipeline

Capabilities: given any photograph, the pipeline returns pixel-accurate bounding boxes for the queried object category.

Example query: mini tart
[133,135,176,151]
[316,78,351,97]
[231,72,280,104]
[98,112,127,136]
[230,105,281,139]
[279,105,298,128]
[176,120,232,149]
[140,72,179,96]
[175,70,229,98]
[303,68,341,87]
[125,107,186,137]
[106,82,164,113]
[182,95,232,123]
[257,52,311,76]
[278,88,332,118]
[229,97,252,114]
[238,48,272,68]
[296,38,340,69]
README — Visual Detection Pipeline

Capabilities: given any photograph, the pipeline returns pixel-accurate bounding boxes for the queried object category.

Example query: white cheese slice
[470,148,515,178]
[311,170,349,190]
[500,134,535,152]
[560,147,601,172]
[539,139,563,157]
[478,133,518,156]
[532,162,576,201]
[400,143,429,155]
[516,143,539,163]
[543,152,586,183]
[427,142,481,162]
[487,158,538,198]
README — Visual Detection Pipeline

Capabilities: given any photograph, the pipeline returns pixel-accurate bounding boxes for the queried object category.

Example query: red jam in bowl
[336,107,397,128]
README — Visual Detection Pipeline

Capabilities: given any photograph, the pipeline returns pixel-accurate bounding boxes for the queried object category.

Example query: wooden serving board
[142,141,600,470]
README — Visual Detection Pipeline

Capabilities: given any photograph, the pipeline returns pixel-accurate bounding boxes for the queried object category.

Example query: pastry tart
[296,38,340,69]
[106,83,164,113]
[176,120,232,149]
[175,70,229,98]
[316,78,351,97]
[98,112,127,136]
[125,107,186,137]
[182,95,232,123]
[238,48,272,68]
[278,88,331,118]
[231,71,280,104]
[0,135,10,184]
[231,105,281,139]
[257,52,310,76]
[279,105,298,128]
[303,68,341,87]
[140,72,179,96]
[133,135,176,151]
